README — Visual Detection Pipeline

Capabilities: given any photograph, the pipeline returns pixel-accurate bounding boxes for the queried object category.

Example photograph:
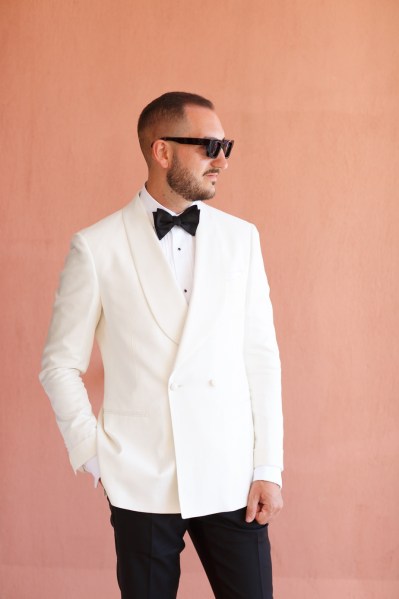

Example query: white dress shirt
[83,185,281,488]
[140,185,197,304]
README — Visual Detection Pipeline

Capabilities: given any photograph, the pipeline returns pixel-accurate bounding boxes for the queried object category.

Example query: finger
[255,504,271,525]
[256,503,281,525]
[255,513,269,525]
[245,494,259,522]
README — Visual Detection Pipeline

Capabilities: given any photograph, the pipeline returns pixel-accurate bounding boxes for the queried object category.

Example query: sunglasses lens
[224,141,233,158]
[207,140,220,158]
[206,139,234,158]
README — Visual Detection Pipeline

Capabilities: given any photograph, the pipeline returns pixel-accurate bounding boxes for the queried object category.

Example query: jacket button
[209,379,216,387]
[170,382,178,391]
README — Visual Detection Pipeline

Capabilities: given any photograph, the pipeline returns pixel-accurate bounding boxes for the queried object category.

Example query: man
[40,91,283,598]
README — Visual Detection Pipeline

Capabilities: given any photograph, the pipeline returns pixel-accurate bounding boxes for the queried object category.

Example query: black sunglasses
[154,137,234,159]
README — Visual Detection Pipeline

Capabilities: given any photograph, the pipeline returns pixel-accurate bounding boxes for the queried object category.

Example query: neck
[145,181,192,213]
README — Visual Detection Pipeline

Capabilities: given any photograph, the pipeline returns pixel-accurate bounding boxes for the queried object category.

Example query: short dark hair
[137,91,214,147]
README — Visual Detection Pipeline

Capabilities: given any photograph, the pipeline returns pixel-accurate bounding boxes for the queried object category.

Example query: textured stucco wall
[1,1,398,597]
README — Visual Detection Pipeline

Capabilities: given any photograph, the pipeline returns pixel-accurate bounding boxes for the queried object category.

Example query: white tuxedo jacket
[40,193,283,518]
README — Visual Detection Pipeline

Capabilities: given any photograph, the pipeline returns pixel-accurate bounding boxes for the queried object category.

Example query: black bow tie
[153,205,200,240]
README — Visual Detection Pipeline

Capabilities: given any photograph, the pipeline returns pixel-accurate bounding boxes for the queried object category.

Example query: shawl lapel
[174,203,227,370]
[122,194,188,344]
[122,195,228,361]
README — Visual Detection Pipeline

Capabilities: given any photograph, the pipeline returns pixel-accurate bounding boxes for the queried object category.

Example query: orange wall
[1,1,398,598]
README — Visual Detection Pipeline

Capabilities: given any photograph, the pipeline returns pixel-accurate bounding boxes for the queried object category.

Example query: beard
[166,154,217,202]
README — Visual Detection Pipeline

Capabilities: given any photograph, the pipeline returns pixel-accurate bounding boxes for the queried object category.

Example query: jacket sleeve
[244,225,283,483]
[39,233,101,472]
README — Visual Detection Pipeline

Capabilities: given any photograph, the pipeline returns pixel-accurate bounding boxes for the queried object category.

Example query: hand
[82,455,101,488]
[245,481,283,525]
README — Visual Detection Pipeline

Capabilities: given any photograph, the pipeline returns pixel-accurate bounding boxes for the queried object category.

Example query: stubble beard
[166,154,217,202]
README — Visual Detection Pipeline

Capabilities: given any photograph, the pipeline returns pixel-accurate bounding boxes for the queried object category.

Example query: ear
[151,139,172,169]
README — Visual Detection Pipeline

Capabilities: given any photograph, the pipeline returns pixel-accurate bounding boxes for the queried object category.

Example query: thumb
[245,492,259,522]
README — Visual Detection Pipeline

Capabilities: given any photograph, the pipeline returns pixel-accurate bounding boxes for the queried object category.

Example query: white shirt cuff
[82,455,101,488]
[253,466,282,488]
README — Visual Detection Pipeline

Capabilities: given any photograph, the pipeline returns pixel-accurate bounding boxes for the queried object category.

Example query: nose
[211,149,228,170]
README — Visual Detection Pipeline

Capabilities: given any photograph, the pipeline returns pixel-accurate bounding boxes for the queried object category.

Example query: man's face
[166,106,229,202]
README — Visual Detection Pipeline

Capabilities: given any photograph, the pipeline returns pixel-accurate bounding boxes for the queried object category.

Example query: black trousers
[108,502,273,599]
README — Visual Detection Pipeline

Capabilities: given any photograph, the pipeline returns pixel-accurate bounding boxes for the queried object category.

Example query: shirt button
[170,382,178,391]
[209,379,216,387]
